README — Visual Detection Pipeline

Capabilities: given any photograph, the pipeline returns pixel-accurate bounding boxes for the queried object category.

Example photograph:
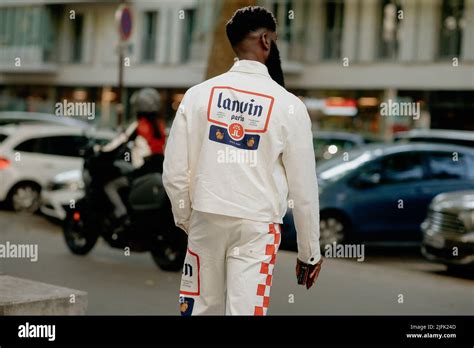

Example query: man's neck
[236,53,265,65]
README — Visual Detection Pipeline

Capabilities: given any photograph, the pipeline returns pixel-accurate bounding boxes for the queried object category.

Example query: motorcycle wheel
[151,227,187,272]
[63,210,98,255]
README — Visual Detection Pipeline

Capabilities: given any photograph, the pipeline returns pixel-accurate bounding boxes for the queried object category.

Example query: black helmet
[130,88,161,114]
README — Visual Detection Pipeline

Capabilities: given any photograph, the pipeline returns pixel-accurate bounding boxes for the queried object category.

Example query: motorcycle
[63,124,187,271]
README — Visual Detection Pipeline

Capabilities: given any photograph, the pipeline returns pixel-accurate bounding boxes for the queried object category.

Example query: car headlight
[458,210,474,231]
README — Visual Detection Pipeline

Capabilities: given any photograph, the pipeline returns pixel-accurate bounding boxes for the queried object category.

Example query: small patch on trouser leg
[179,248,200,315]
[179,296,195,316]
[180,248,200,296]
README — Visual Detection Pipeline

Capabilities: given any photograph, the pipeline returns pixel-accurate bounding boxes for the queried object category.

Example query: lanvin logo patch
[216,90,264,117]
[207,86,274,149]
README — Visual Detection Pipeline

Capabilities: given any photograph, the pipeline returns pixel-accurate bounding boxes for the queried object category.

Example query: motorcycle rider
[131,88,167,176]
[103,88,166,229]
[163,6,322,316]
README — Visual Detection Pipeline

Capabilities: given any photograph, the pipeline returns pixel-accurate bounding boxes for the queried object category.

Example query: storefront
[296,89,385,140]
[0,85,189,129]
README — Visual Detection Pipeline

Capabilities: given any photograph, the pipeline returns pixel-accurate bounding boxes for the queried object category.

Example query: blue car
[282,143,474,247]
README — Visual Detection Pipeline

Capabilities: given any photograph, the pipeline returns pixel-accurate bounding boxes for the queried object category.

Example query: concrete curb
[0,275,87,315]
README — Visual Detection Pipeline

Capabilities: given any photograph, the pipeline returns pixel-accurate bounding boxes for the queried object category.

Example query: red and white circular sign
[116,5,133,41]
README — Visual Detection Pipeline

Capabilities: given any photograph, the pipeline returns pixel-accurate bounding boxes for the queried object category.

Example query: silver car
[421,190,474,272]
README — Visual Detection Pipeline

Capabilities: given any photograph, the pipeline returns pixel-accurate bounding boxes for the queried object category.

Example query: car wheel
[9,183,41,214]
[319,211,349,246]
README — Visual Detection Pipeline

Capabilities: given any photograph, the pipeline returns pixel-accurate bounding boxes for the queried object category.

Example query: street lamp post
[117,42,124,127]
[115,1,133,127]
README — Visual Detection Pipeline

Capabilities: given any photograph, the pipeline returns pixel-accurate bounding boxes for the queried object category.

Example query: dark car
[394,129,474,148]
[421,190,474,272]
[282,143,474,248]
[313,131,368,162]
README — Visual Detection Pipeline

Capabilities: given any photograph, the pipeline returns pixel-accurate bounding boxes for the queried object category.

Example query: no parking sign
[115,4,133,41]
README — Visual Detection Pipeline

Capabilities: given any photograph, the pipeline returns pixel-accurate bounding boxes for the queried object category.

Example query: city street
[1,211,472,315]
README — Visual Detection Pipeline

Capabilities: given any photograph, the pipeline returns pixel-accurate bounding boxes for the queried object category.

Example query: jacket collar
[229,59,270,78]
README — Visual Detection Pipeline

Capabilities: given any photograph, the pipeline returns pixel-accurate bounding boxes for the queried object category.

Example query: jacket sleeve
[282,100,321,265]
[162,95,192,233]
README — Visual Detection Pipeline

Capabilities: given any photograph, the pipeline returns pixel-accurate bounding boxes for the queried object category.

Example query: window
[319,149,373,183]
[142,11,157,62]
[427,152,467,179]
[378,0,402,59]
[0,6,56,64]
[272,0,293,42]
[181,9,196,62]
[323,0,344,60]
[42,136,88,157]
[14,138,38,152]
[349,159,383,188]
[72,14,84,63]
[0,9,6,46]
[0,134,8,144]
[381,152,424,184]
[468,155,474,177]
[439,0,464,58]
[0,7,39,46]
[15,136,88,157]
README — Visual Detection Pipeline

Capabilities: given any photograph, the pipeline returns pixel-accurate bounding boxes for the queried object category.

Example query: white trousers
[179,210,281,315]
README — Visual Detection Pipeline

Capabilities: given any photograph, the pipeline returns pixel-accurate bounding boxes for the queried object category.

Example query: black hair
[226,6,277,47]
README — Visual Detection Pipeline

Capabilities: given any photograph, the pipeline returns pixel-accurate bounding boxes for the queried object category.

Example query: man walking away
[163,6,322,316]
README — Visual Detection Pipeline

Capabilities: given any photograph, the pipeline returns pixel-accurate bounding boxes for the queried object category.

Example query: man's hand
[296,258,323,289]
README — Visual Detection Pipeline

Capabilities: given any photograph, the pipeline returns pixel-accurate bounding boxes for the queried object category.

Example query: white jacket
[163,60,321,264]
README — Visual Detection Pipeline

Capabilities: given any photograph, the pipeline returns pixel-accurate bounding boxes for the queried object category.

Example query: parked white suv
[0,124,114,213]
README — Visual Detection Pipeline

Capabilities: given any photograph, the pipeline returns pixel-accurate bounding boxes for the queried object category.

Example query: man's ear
[260,32,272,52]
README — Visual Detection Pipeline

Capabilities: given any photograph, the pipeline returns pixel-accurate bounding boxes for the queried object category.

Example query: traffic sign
[116,5,133,41]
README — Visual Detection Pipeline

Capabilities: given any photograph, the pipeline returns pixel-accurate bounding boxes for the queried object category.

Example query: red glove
[296,258,323,289]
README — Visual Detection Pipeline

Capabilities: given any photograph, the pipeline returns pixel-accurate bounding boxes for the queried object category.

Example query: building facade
[0,0,473,135]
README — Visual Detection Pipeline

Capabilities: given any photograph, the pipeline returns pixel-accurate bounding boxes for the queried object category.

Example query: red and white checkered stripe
[254,223,281,316]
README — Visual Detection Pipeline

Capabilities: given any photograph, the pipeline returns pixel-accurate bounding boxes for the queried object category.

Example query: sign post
[115,2,133,126]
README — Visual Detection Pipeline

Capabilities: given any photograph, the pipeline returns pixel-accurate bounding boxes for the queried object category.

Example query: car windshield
[317,148,375,182]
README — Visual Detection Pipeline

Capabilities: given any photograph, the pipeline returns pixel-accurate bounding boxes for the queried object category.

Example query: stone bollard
[0,275,87,315]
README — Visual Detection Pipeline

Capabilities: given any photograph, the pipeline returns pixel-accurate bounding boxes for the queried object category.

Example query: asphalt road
[1,211,473,315]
